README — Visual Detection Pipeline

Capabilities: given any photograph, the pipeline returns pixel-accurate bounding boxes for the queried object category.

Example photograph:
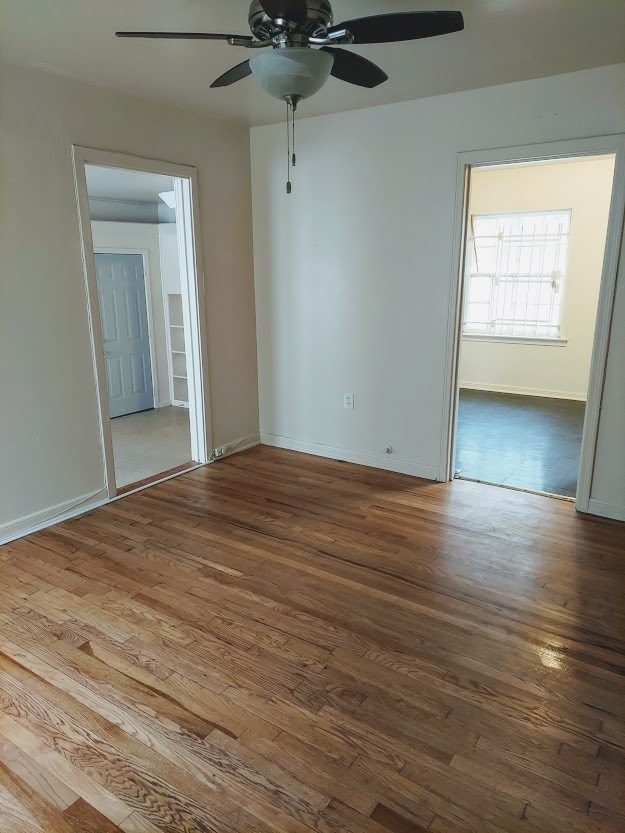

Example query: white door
[95,253,154,418]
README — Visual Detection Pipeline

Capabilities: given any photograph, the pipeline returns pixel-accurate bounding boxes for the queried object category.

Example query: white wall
[89,198,160,224]
[91,221,171,407]
[251,63,625,518]
[158,224,182,295]
[460,157,616,400]
[0,63,258,539]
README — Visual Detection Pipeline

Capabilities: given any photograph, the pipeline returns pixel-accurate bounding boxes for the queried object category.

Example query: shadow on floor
[456,389,586,498]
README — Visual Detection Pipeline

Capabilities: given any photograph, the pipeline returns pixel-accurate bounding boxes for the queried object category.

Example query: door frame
[72,146,212,498]
[93,248,159,411]
[440,134,625,513]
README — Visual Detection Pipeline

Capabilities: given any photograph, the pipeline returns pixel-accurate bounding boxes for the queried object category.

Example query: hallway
[110,406,191,489]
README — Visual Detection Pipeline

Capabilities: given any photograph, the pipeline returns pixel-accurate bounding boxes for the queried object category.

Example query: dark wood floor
[456,389,586,497]
[1,446,624,832]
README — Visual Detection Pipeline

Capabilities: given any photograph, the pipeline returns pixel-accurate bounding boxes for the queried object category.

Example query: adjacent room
[2,2,625,832]
[86,165,193,491]
[455,155,616,498]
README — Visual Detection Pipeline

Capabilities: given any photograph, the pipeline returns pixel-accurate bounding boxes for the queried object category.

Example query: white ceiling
[4,1,625,126]
[85,166,174,202]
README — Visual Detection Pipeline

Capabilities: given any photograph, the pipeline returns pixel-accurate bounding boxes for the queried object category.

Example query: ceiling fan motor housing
[248,1,334,39]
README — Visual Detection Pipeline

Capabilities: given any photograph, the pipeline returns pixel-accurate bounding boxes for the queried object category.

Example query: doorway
[73,148,211,497]
[95,253,155,419]
[443,137,625,510]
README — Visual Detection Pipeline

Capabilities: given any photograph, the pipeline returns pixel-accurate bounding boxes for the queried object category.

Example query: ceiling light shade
[250,48,334,103]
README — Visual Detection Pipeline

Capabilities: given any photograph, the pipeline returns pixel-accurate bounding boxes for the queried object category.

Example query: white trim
[73,147,200,182]
[587,499,625,523]
[261,434,438,480]
[1,434,262,545]
[469,207,576,219]
[93,247,162,409]
[441,135,625,517]
[577,145,625,513]
[174,177,210,464]
[212,433,261,460]
[0,489,109,546]
[439,159,471,483]
[163,292,179,407]
[460,383,587,402]
[72,151,116,499]
[462,334,568,347]
[455,476,575,503]
[72,146,212,500]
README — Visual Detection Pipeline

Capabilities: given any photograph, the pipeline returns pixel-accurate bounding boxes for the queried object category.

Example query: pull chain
[286,101,292,195]
[292,105,296,168]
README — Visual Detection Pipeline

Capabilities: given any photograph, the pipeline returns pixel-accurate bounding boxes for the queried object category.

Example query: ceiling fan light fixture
[250,47,334,103]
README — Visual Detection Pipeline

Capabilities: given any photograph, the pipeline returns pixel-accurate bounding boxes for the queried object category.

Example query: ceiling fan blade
[321,48,388,89]
[329,11,464,44]
[210,60,252,88]
[259,0,308,25]
[116,31,254,42]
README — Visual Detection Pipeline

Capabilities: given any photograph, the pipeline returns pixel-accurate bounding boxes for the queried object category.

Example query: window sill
[462,334,568,347]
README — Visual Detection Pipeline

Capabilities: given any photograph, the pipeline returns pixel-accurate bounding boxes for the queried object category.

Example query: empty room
[455,155,616,498]
[1,2,625,833]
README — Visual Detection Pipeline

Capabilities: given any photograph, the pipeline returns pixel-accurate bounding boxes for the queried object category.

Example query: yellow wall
[460,156,616,399]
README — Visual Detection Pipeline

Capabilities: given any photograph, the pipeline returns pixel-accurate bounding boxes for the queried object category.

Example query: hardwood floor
[1,446,624,832]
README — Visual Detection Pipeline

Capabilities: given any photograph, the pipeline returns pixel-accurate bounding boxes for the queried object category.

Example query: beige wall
[460,157,616,399]
[0,63,258,538]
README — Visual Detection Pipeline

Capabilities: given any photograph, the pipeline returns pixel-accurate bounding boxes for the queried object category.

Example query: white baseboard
[156,399,173,409]
[213,433,261,461]
[1,433,262,546]
[460,382,587,402]
[0,488,110,546]
[260,433,438,480]
[587,499,625,522]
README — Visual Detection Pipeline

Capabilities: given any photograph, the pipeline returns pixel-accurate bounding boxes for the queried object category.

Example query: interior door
[95,253,154,418]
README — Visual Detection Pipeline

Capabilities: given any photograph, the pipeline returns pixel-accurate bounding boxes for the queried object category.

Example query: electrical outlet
[344,393,354,410]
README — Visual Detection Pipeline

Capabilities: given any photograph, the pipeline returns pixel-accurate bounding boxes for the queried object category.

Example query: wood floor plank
[0,714,134,825]
[370,802,431,833]
[234,728,379,816]
[1,446,623,831]
[119,812,163,833]
[0,734,79,810]
[62,798,126,833]
[0,781,49,833]
[0,658,246,832]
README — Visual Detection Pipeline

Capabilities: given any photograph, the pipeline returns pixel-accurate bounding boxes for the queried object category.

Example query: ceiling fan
[117,1,465,108]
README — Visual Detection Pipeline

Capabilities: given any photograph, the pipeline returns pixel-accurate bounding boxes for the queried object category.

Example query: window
[463,210,571,339]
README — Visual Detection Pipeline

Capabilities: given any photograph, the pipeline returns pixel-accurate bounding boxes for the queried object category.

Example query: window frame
[462,208,573,344]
